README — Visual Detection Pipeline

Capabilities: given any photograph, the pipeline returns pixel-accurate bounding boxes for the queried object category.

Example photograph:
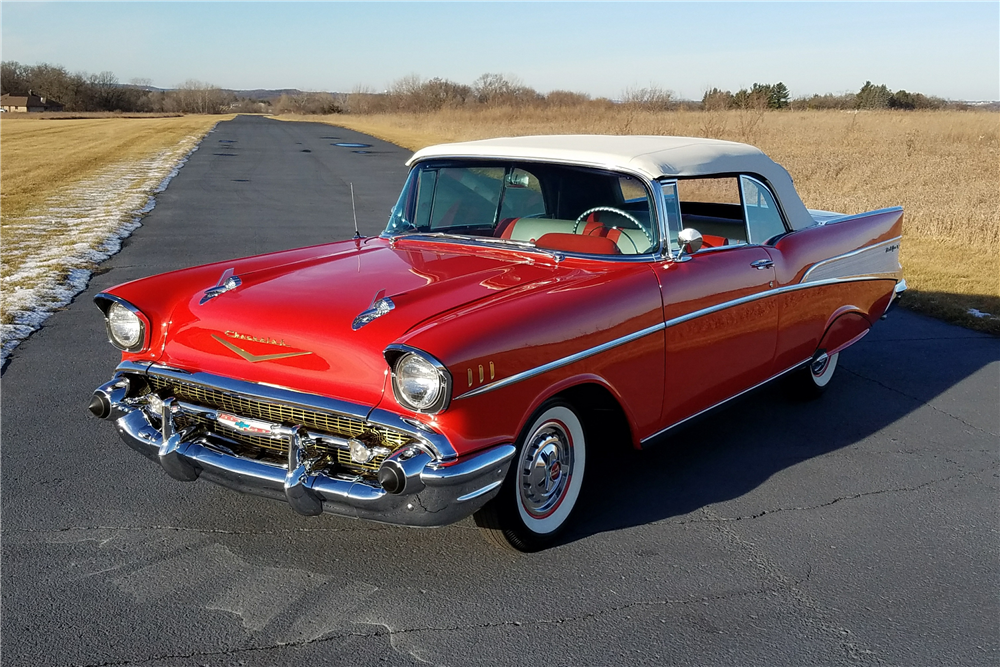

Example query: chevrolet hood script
[212,331,313,363]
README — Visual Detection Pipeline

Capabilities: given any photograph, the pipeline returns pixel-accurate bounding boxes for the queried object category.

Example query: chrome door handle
[751,259,774,270]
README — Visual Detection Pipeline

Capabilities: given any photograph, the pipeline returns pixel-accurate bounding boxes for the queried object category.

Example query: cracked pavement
[2,116,997,666]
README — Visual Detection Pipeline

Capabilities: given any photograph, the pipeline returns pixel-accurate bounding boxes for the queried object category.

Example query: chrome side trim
[454,322,665,400]
[663,276,888,332]
[453,274,892,401]
[800,236,902,284]
[126,363,459,461]
[641,359,810,445]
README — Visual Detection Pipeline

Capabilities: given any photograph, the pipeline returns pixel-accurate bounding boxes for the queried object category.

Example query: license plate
[216,411,279,436]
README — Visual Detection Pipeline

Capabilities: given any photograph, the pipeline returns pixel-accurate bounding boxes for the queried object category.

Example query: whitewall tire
[809,351,839,389]
[788,350,841,399]
[475,400,587,551]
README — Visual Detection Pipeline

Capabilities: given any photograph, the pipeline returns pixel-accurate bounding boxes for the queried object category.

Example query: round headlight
[107,302,143,349]
[395,352,443,411]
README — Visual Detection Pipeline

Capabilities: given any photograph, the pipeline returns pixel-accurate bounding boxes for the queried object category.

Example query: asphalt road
[2,115,997,667]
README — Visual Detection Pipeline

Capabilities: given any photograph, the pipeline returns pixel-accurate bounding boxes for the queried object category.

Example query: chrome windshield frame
[383,158,667,262]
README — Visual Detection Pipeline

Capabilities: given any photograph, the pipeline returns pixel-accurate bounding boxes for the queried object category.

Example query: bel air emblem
[217,412,280,436]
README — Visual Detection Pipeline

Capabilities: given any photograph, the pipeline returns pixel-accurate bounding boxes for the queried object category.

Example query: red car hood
[155,237,558,406]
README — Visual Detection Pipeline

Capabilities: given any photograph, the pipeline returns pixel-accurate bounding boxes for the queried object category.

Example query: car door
[650,179,779,431]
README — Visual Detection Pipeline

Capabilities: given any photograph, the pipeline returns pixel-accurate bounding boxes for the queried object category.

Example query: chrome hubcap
[519,422,573,518]
[810,352,830,377]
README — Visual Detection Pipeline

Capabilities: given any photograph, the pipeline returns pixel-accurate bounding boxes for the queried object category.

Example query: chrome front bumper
[91,364,514,527]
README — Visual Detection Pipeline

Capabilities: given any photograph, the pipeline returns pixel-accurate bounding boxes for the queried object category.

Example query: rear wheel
[789,350,840,399]
[474,400,587,552]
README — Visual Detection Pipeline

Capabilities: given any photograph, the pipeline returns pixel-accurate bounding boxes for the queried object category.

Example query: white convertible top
[409,135,815,231]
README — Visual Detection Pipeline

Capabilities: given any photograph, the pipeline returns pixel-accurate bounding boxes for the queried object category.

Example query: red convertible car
[89,135,905,551]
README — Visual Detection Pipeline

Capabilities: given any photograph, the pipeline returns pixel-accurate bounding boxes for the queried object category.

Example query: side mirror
[677,228,703,254]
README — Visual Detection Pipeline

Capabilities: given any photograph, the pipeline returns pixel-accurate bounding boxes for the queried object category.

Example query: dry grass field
[1,114,226,360]
[282,108,999,334]
[1,115,224,222]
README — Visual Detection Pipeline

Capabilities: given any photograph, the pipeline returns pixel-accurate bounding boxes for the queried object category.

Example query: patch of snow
[1,131,213,366]
[968,308,993,319]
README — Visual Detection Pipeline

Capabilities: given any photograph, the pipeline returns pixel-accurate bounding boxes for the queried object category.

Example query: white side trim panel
[801,236,902,284]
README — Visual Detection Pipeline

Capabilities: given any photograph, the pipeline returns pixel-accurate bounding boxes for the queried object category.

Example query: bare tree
[89,71,126,110]
[472,73,538,107]
[169,80,229,114]
[1,60,30,94]
[546,90,591,107]
[621,84,674,110]
[273,92,340,115]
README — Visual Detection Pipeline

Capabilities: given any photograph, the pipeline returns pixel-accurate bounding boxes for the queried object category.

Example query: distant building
[0,90,65,113]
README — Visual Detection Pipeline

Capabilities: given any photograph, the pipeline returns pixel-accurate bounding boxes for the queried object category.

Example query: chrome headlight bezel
[384,345,452,414]
[95,294,149,353]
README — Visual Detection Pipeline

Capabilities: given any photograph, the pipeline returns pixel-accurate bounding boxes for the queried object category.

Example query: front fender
[385,261,666,456]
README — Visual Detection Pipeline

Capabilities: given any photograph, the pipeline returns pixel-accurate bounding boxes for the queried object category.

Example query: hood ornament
[352,290,395,330]
[200,268,242,305]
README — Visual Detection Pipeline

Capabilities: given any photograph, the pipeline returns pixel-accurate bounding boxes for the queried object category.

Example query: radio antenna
[350,183,361,240]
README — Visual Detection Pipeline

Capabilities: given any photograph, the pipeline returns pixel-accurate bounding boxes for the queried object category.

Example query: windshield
[385,161,660,256]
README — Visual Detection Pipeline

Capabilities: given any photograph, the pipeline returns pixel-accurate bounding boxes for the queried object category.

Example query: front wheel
[474,400,587,552]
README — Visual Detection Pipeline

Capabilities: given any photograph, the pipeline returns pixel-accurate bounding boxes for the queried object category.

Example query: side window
[676,177,748,247]
[740,176,787,244]
[677,177,741,205]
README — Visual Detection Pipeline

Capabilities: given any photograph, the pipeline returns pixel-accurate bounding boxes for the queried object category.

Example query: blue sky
[2,2,998,100]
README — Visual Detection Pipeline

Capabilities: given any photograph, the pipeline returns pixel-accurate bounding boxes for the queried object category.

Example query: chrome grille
[146,375,410,475]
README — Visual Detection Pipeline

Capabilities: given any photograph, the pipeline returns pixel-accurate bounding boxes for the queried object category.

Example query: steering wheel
[573,206,654,250]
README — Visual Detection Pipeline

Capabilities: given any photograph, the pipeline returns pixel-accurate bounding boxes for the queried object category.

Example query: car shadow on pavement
[560,314,999,546]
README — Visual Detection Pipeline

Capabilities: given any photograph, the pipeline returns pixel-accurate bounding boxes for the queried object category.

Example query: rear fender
[818,308,871,357]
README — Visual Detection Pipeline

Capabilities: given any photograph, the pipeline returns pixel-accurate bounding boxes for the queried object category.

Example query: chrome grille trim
[145,374,409,475]
[113,361,459,461]
[148,375,410,449]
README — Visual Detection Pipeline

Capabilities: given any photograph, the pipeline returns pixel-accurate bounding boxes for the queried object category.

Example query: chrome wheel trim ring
[519,425,572,518]
[516,406,586,535]
[810,351,839,388]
